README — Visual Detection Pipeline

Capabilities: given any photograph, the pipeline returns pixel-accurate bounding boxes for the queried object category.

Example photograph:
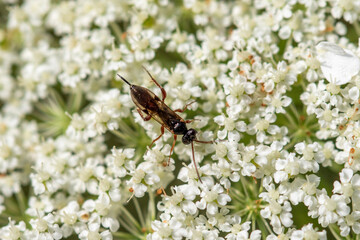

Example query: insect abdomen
[131,85,160,112]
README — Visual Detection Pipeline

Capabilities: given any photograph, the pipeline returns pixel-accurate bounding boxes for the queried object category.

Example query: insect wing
[146,101,183,133]
[130,85,160,112]
[129,85,182,133]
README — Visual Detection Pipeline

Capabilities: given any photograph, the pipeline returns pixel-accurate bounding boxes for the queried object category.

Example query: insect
[118,67,212,183]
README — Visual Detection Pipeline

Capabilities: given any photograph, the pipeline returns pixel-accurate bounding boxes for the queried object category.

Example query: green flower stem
[289,104,300,122]
[329,224,343,240]
[111,129,130,140]
[283,111,298,130]
[119,205,142,234]
[15,190,27,221]
[148,190,156,221]
[110,22,124,43]
[246,210,253,222]
[112,232,142,239]
[116,191,157,238]
[133,198,145,228]
[353,21,360,37]
[260,215,274,235]
[240,175,250,199]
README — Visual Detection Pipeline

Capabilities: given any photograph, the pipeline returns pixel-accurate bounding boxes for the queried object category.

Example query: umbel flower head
[1,0,360,239]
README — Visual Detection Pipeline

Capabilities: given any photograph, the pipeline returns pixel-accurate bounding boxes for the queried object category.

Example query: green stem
[236,208,250,216]
[306,122,319,130]
[246,210,253,222]
[353,21,360,37]
[298,74,307,91]
[252,214,256,232]
[284,133,302,149]
[289,104,300,123]
[110,22,123,43]
[111,129,130,139]
[112,231,141,239]
[68,88,83,113]
[16,190,26,213]
[230,189,246,204]
[283,111,297,129]
[240,175,250,199]
[15,190,29,225]
[119,205,141,232]
[134,198,145,228]
[148,190,156,220]
[118,217,143,239]
[329,224,342,240]
[260,215,274,235]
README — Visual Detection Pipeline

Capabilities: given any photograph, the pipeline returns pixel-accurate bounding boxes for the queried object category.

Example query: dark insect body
[118,67,212,183]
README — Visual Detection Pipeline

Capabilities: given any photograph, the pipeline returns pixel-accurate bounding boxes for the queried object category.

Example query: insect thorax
[171,119,187,135]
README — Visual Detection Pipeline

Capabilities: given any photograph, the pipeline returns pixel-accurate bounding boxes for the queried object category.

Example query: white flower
[290,224,326,240]
[294,142,322,173]
[338,211,360,236]
[103,44,133,73]
[106,147,134,178]
[316,41,360,85]
[128,29,163,62]
[264,92,292,114]
[260,200,293,234]
[0,219,26,240]
[150,213,172,239]
[316,190,349,227]
[196,183,230,215]
[214,114,244,140]
[4,0,360,238]
[226,216,261,240]
[333,168,354,198]
[29,213,63,240]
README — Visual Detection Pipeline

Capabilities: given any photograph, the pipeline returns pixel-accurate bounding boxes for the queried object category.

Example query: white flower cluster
[1,0,360,239]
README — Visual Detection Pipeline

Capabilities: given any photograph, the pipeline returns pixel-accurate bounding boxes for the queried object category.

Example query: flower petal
[316,41,360,85]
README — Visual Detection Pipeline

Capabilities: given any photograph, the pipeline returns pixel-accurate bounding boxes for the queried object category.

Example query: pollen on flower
[79,168,93,182]
[35,219,48,232]
[215,143,228,158]
[255,119,269,131]
[325,198,337,212]
[99,178,111,192]
[323,109,333,122]
[132,169,145,184]
[326,83,340,94]
[62,212,77,225]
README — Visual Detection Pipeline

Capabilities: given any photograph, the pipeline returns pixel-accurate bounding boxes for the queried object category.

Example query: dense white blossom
[1,0,360,239]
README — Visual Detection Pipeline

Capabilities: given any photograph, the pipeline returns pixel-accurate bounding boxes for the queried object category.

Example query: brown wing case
[130,85,183,133]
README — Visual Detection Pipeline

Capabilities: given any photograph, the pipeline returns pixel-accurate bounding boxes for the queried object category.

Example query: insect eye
[182,129,197,145]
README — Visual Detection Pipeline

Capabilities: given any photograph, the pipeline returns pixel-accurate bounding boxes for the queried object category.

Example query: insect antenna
[191,141,203,183]
[117,74,131,86]
[194,139,214,144]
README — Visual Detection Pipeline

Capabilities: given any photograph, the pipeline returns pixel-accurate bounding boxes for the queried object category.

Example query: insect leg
[149,125,165,149]
[185,119,195,124]
[137,108,151,121]
[174,101,196,113]
[142,66,167,101]
[168,135,177,165]
[191,141,202,183]
[194,139,214,144]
